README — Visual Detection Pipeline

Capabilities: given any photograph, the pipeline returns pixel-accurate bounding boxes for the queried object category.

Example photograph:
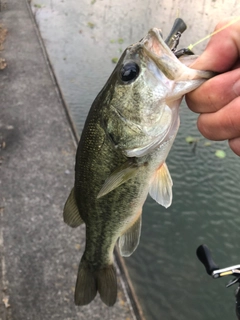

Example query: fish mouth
[141,28,180,80]
[142,28,167,57]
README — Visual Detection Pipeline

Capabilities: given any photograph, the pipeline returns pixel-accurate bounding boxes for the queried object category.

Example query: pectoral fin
[149,162,173,208]
[97,161,139,199]
[119,214,142,257]
[63,188,84,227]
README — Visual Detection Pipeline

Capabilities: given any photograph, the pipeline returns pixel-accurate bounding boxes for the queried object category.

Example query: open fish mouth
[141,28,180,80]
[142,28,167,57]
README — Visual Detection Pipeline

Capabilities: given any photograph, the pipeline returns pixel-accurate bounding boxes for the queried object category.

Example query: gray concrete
[0,1,138,319]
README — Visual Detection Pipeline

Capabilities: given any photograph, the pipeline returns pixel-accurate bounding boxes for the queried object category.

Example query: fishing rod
[197,244,240,320]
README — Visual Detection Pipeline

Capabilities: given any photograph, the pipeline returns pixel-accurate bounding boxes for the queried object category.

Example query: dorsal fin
[63,187,84,227]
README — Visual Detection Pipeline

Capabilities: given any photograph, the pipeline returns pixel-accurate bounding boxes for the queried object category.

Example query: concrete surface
[0,1,139,319]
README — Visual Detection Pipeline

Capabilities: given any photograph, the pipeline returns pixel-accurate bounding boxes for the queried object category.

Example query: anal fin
[119,214,142,257]
[63,187,84,227]
[149,162,173,208]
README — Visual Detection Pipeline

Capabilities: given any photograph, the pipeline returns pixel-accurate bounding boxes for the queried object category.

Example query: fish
[63,20,214,307]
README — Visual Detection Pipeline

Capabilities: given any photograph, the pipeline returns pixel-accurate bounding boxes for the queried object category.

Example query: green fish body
[64,27,213,306]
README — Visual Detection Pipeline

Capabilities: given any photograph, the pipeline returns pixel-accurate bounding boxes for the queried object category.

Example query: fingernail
[232,79,240,97]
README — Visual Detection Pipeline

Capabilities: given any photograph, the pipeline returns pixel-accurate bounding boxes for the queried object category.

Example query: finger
[186,68,240,113]
[197,96,240,140]
[190,18,240,72]
[229,137,240,156]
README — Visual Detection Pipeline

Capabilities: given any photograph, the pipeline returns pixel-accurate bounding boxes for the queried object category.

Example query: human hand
[186,18,240,156]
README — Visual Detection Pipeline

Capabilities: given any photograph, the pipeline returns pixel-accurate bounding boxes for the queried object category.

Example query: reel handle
[196,244,219,275]
[165,18,187,48]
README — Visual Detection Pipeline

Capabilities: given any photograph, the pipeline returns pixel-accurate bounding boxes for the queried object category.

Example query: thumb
[190,18,240,73]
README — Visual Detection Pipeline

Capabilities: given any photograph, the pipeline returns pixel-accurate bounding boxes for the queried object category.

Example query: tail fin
[74,259,117,306]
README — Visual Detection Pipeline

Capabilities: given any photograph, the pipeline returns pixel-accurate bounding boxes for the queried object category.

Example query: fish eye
[120,62,140,83]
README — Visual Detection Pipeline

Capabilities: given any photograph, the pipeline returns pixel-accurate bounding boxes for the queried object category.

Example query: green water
[33,1,240,318]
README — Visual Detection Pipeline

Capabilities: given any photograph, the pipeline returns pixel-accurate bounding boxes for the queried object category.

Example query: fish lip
[122,28,173,74]
[141,28,181,80]
[142,27,173,60]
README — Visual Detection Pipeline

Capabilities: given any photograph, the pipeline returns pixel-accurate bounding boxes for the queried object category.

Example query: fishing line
[187,16,240,51]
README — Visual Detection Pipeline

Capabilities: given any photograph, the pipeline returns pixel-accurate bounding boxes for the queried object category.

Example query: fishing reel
[197,244,240,287]
[197,244,240,319]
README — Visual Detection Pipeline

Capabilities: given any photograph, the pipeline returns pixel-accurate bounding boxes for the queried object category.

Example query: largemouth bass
[64,20,213,306]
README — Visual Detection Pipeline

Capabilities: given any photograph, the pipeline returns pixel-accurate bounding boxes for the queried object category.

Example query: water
[32,1,240,319]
